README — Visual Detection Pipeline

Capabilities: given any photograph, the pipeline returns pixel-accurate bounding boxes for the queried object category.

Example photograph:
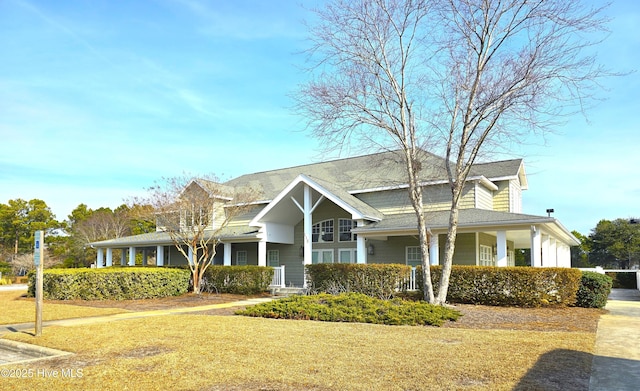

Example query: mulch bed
[41,293,605,333]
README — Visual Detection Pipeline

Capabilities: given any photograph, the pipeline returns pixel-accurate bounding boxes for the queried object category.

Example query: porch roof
[354,209,579,247]
[90,225,259,248]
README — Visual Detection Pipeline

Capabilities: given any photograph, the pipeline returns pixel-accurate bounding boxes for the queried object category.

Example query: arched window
[312,219,334,243]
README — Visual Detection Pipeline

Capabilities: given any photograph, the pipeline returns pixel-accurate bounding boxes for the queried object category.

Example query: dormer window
[312,219,334,243]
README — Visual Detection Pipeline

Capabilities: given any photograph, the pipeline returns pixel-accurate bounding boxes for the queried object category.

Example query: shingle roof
[91,225,259,248]
[224,150,524,200]
[224,150,448,200]
[357,209,554,232]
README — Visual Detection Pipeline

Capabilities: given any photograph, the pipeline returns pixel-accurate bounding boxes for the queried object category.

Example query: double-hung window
[267,250,279,267]
[406,246,421,267]
[312,249,334,264]
[339,219,357,242]
[236,250,248,266]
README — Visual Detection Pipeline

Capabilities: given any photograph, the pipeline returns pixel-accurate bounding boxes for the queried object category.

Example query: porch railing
[397,267,418,292]
[270,265,285,288]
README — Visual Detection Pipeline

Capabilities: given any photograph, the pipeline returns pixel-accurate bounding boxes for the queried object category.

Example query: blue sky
[0,0,638,236]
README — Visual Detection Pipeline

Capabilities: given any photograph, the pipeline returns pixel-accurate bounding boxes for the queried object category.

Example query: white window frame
[267,250,279,267]
[338,219,357,242]
[312,249,334,264]
[479,245,494,266]
[338,248,357,264]
[312,219,334,243]
[236,250,248,266]
[406,246,421,267]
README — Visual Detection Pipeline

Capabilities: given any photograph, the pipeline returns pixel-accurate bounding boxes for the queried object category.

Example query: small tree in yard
[138,175,259,294]
[296,0,610,304]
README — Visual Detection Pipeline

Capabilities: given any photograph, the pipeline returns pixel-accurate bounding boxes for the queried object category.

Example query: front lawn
[2,314,594,390]
[0,291,128,325]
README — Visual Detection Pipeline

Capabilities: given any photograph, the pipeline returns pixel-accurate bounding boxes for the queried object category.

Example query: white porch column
[96,248,104,268]
[258,240,267,267]
[156,246,164,266]
[142,249,148,266]
[301,184,313,288]
[356,220,366,264]
[541,235,550,267]
[120,250,126,266]
[106,248,113,267]
[128,247,135,266]
[223,243,232,266]
[303,184,312,268]
[549,238,557,267]
[188,246,194,266]
[557,244,571,268]
[496,231,508,267]
[429,234,439,266]
[531,226,542,267]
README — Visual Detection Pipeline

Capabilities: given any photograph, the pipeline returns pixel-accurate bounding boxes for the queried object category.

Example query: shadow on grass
[514,349,592,390]
[515,349,640,391]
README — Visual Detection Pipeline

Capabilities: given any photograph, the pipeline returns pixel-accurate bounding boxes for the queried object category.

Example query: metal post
[34,230,44,337]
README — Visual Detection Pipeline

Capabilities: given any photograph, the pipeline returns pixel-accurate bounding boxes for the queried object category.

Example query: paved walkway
[589,289,640,391]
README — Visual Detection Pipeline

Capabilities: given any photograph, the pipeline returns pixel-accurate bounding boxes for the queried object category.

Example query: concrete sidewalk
[589,289,640,391]
[0,296,275,335]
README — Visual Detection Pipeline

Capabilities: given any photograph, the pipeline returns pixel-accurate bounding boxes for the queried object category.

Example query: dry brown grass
[0,293,601,391]
[0,291,128,325]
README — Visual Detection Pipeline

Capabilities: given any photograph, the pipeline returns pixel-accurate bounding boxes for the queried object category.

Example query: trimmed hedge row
[201,266,273,295]
[575,272,613,308]
[417,266,583,307]
[28,267,190,300]
[306,263,411,299]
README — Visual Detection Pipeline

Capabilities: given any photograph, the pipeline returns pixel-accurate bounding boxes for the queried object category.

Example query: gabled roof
[225,150,448,200]
[250,174,383,227]
[470,159,528,189]
[225,150,527,200]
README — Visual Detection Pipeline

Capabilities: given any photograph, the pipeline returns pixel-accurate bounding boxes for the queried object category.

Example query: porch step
[270,287,307,297]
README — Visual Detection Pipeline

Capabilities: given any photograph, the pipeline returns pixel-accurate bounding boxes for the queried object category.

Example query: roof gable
[250,174,383,227]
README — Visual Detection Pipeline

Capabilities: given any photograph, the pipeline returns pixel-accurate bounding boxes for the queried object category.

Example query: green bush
[575,272,613,308]
[27,267,190,300]
[236,292,461,326]
[201,265,273,295]
[416,266,582,307]
[306,263,411,299]
[605,272,638,289]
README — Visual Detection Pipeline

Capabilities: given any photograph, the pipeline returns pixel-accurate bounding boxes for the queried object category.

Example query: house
[91,150,579,287]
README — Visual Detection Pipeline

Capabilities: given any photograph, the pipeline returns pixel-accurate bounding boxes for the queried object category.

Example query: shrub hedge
[575,271,613,308]
[605,271,638,289]
[236,292,461,326]
[306,263,412,299]
[201,265,273,295]
[416,266,582,307]
[27,267,190,300]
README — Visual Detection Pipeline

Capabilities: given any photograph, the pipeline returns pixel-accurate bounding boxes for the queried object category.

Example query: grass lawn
[0,293,597,390]
[0,291,129,325]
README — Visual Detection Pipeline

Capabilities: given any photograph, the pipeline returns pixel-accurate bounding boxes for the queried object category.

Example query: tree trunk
[437,204,459,305]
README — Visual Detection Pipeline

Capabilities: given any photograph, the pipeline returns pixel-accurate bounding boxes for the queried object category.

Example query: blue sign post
[34,230,44,336]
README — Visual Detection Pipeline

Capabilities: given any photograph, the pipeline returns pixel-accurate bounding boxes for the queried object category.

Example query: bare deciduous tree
[296,0,609,304]
[138,175,259,294]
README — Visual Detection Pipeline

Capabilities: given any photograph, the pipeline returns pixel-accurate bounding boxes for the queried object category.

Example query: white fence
[270,265,285,288]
